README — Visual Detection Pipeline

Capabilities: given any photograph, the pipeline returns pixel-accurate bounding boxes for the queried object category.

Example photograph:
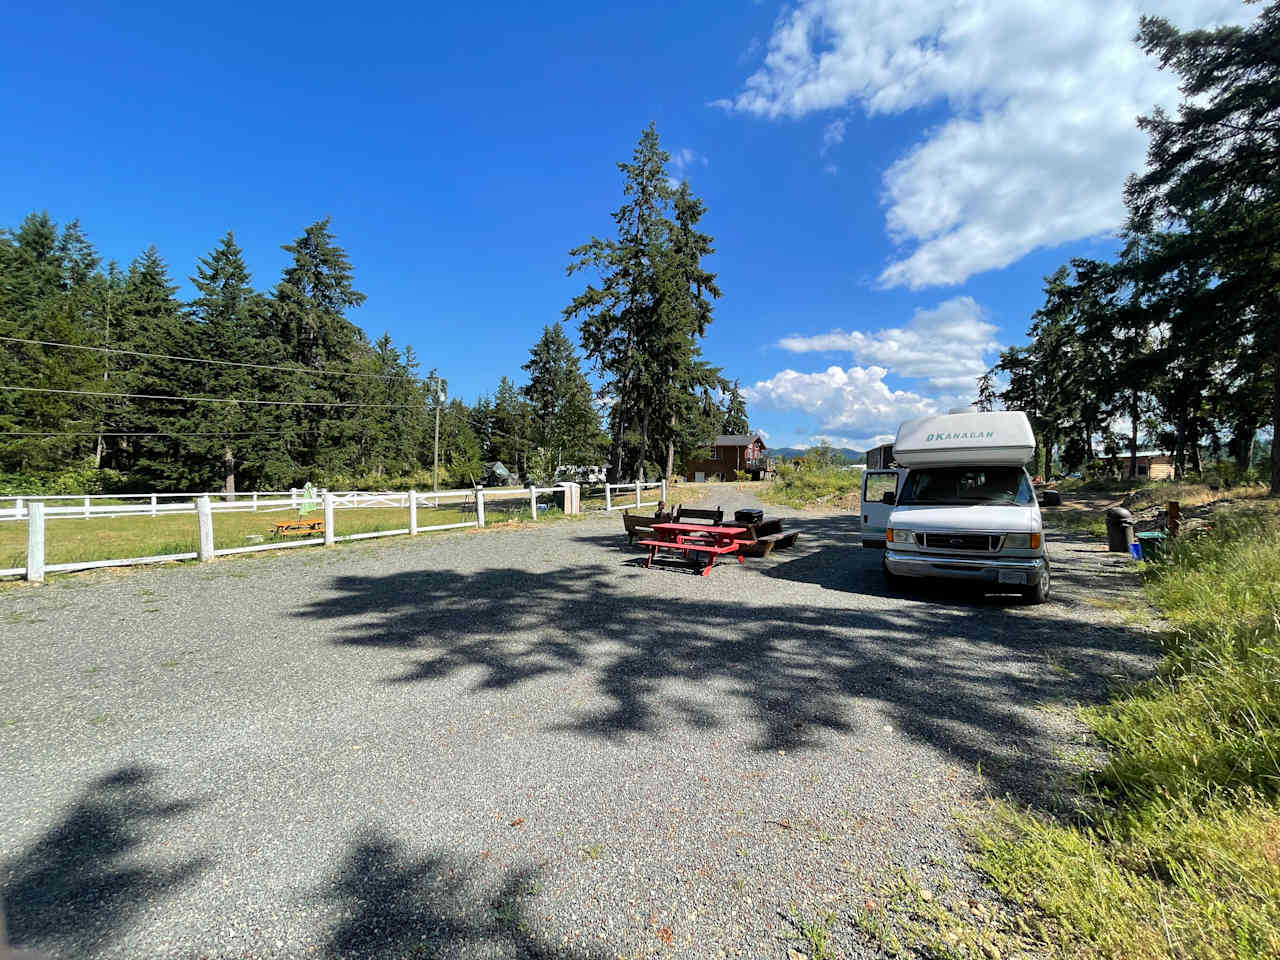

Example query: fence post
[83,495,90,520]
[661,479,667,504]
[323,492,335,546]
[409,489,418,535]
[605,484,611,511]
[26,501,45,583]
[636,480,642,509]
[196,495,214,562]
[530,486,538,520]
[150,494,157,517]
[15,497,23,520]
[252,491,258,512]
[476,486,486,528]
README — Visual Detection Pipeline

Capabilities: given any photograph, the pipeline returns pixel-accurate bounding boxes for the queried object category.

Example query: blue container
[1129,541,1142,560]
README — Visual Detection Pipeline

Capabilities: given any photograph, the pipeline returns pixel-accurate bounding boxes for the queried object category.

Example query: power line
[0,429,333,439]
[0,385,423,408]
[0,335,427,383]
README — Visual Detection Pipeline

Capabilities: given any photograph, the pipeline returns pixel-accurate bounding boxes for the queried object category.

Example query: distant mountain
[770,446,866,464]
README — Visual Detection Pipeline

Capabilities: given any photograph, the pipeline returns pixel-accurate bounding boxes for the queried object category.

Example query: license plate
[998,570,1028,585]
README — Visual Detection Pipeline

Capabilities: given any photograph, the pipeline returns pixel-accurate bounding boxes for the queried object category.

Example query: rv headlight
[1004,533,1041,549]
[890,528,914,544]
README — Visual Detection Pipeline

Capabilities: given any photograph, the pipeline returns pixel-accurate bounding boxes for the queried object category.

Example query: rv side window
[899,467,1034,506]
[864,473,898,503]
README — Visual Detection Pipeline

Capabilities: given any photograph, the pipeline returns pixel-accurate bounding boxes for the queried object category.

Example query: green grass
[968,499,1280,960]
[1043,508,1108,538]
[0,503,479,568]
[760,467,862,509]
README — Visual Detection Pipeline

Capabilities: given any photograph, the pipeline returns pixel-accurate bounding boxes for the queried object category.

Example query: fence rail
[0,487,505,522]
[602,480,666,512]
[5,481,610,582]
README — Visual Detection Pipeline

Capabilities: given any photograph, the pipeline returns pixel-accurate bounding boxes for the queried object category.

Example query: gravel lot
[0,488,1154,959]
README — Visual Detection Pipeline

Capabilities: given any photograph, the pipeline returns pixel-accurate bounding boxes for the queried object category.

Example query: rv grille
[918,533,1000,552]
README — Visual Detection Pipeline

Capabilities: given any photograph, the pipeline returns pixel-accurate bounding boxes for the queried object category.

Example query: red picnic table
[635,522,748,576]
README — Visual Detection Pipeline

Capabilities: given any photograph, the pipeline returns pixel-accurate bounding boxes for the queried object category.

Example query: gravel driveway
[0,488,1154,959]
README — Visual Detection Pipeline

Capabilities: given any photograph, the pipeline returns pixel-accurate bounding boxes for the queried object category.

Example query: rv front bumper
[884,550,1048,585]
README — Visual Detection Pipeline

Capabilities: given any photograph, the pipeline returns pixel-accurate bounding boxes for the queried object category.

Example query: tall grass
[975,500,1280,959]
[760,466,862,509]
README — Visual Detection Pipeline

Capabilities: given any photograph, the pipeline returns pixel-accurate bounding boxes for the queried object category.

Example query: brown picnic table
[271,518,324,537]
[635,522,748,576]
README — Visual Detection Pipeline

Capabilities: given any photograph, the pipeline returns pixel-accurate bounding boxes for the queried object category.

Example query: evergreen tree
[521,322,605,468]
[491,376,532,479]
[566,124,722,481]
[270,219,368,477]
[113,246,195,488]
[469,393,495,462]
[438,398,484,485]
[722,381,749,435]
[1124,3,1280,491]
[186,231,277,493]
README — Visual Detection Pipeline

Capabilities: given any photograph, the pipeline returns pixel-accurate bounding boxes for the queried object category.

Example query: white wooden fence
[2,478,682,582]
[602,480,666,512]
[4,485,592,582]
[0,488,350,521]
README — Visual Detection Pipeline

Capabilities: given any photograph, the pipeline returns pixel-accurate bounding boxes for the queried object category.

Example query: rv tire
[1021,564,1051,604]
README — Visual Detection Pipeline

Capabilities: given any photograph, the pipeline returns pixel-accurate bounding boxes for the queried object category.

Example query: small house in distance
[684,434,769,482]
[1102,450,1175,480]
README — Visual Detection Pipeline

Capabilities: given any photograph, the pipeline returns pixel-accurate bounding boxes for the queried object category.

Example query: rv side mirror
[882,491,896,505]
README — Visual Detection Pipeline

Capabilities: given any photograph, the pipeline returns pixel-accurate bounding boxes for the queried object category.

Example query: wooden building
[684,435,769,481]
[1104,450,1175,480]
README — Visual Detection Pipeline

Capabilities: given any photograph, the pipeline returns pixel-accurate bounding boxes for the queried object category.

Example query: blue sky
[1,0,1250,450]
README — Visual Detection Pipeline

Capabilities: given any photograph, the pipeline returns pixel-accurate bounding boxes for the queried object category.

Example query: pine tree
[1124,4,1280,491]
[112,246,197,488]
[186,231,277,493]
[521,322,605,468]
[270,219,368,477]
[491,376,532,479]
[565,124,722,481]
[722,381,749,435]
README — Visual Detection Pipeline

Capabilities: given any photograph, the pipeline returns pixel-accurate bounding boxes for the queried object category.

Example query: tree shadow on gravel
[293,518,1152,812]
[0,765,210,958]
[320,828,607,960]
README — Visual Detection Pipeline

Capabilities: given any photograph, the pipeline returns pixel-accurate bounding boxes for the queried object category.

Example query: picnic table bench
[736,518,800,557]
[637,522,747,576]
[271,518,325,537]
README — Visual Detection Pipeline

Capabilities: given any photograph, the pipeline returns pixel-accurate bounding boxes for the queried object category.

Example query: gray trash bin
[1105,506,1135,552]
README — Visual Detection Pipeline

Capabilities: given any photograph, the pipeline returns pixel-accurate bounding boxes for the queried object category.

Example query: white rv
[860,410,1050,603]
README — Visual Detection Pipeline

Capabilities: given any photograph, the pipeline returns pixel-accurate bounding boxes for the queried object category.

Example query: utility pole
[432,376,445,496]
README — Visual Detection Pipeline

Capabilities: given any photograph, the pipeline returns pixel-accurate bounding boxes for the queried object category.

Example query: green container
[1136,530,1168,561]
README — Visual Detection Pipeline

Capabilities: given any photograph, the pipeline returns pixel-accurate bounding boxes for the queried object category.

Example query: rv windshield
[898,466,1034,506]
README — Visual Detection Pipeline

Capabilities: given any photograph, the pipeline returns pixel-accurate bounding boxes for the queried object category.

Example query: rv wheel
[1022,564,1051,604]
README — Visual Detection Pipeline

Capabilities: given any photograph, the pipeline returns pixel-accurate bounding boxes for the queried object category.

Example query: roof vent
[948,406,977,415]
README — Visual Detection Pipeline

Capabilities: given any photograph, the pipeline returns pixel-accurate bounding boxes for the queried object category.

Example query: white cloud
[810,432,891,450]
[777,295,998,390]
[821,117,846,153]
[718,0,1250,288]
[743,364,945,448]
[668,147,707,185]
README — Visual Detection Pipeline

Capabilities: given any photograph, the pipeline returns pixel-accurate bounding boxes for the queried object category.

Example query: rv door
[861,470,901,547]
